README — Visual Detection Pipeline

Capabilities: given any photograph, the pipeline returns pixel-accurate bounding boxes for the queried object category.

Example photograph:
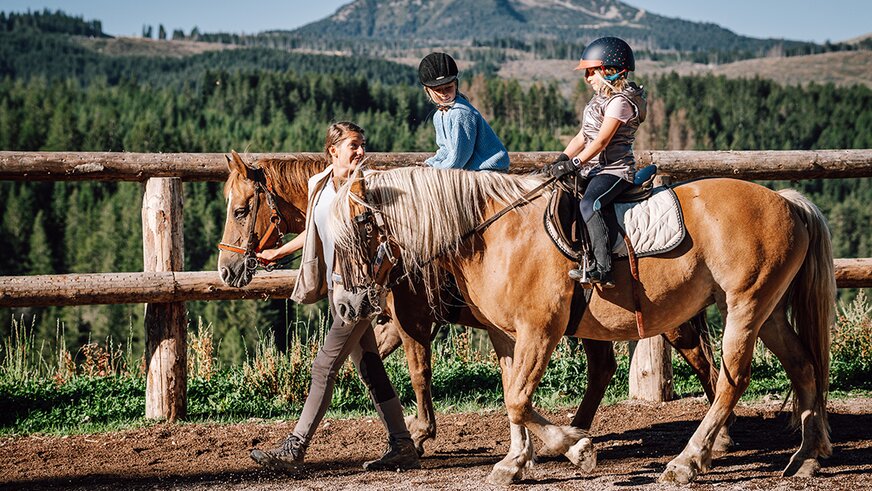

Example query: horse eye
[234,206,248,221]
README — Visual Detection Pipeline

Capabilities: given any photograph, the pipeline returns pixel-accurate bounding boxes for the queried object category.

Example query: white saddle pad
[612,187,685,258]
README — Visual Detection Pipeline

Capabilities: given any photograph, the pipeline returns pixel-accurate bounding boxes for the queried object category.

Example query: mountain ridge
[290,0,816,54]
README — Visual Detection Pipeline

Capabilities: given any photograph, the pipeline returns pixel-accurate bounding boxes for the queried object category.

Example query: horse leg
[397,325,437,456]
[374,293,437,456]
[570,339,616,430]
[757,307,831,477]
[486,328,535,483]
[661,315,734,452]
[660,303,765,484]
[488,329,595,485]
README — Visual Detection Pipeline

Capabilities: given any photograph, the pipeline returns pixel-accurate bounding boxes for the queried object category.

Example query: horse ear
[225,150,248,176]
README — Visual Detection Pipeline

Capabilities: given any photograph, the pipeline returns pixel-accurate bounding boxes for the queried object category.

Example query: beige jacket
[290,165,334,304]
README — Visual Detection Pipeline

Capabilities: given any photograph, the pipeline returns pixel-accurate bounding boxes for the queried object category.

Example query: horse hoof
[783,457,821,478]
[405,415,433,457]
[660,461,697,484]
[487,463,523,485]
[564,437,596,473]
[713,432,735,453]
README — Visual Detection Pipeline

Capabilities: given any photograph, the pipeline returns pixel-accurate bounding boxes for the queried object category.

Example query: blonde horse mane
[331,166,544,303]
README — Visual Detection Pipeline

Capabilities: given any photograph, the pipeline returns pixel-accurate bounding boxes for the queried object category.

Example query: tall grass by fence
[2,291,870,435]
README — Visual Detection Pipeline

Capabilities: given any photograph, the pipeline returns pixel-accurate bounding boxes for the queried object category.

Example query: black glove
[550,153,569,165]
[548,154,576,180]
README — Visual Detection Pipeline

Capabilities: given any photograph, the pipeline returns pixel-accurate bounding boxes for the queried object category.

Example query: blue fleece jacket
[426,96,510,171]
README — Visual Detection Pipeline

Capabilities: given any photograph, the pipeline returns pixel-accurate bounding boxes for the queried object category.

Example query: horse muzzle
[218,256,256,288]
[333,285,384,325]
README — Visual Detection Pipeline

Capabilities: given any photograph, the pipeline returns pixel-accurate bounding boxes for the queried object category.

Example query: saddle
[544,165,670,262]
[544,165,684,339]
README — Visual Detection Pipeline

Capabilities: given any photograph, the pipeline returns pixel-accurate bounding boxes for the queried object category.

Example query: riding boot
[250,433,307,472]
[363,436,421,471]
[569,210,615,288]
[362,396,420,470]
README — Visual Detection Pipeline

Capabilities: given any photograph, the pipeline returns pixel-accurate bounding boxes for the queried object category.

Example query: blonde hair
[594,67,628,97]
[423,80,459,105]
[324,121,366,161]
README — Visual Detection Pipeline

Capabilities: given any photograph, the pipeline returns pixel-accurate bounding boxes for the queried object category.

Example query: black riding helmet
[574,37,635,73]
[418,52,459,87]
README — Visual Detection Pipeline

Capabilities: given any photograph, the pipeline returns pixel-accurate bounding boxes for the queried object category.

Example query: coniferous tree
[26,210,53,275]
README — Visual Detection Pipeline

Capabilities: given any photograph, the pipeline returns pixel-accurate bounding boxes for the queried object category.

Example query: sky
[2,0,869,44]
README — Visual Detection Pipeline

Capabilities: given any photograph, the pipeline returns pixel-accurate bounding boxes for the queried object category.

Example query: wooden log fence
[0,260,866,308]
[2,149,872,181]
[1,150,871,418]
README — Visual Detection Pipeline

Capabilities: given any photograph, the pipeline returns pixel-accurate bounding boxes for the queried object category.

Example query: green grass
[1,292,870,436]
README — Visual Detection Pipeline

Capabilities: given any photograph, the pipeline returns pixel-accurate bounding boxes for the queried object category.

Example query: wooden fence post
[628,173,675,402]
[628,338,674,401]
[142,177,187,421]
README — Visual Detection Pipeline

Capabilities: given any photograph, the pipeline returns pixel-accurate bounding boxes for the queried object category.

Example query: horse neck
[261,158,327,212]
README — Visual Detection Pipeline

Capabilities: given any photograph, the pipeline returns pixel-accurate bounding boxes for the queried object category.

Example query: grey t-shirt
[312,179,337,290]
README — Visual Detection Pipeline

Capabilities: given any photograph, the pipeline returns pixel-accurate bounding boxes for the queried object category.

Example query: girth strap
[621,231,646,338]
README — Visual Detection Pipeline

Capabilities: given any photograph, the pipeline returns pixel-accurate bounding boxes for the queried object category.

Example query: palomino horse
[216,151,727,456]
[329,166,834,484]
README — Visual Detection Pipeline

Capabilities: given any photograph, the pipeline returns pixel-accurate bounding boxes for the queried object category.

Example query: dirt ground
[2,397,871,490]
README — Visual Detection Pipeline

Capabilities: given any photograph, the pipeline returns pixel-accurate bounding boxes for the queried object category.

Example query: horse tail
[778,189,835,431]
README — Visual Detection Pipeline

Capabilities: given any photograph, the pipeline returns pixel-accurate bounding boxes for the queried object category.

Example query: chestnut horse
[216,152,727,456]
[329,166,834,484]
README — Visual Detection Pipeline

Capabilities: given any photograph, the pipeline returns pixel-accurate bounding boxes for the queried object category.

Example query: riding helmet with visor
[574,37,635,80]
[418,52,459,87]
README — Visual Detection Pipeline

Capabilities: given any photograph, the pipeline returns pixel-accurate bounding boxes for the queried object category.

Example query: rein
[217,168,288,273]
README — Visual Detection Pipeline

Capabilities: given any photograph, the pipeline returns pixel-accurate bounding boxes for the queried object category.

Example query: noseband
[217,167,286,274]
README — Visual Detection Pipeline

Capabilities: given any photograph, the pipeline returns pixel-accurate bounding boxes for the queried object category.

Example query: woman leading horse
[216,152,729,459]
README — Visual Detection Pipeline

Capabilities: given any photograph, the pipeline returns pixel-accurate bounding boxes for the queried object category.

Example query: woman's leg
[251,291,374,470]
[292,291,380,443]
[351,324,412,441]
[351,325,421,470]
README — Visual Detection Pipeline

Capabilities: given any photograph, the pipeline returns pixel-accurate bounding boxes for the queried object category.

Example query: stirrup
[568,263,615,289]
[568,256,596,288]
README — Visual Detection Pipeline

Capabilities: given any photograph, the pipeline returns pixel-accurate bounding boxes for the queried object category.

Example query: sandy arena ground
[2,397,871,490]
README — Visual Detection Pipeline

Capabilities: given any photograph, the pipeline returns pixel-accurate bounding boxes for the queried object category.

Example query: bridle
[217,167,287,275]
[339,201,398,317]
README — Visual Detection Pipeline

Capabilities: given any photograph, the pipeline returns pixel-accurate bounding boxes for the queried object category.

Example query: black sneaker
[569,267,615,288]
[250,434,306,472]
[588,269,615,289]
[363,437,421,471]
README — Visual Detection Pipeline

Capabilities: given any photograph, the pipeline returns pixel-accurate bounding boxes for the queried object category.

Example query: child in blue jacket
[418,52,509,171]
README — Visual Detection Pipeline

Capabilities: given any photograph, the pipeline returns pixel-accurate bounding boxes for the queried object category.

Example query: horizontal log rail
[0,270,299,308]
[1,149,872,181]
[1,259,869,308]
[834,258,872,289]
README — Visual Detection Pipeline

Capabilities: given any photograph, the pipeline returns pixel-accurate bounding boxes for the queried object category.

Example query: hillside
[74,36,235,58]
[496,51,872,96]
